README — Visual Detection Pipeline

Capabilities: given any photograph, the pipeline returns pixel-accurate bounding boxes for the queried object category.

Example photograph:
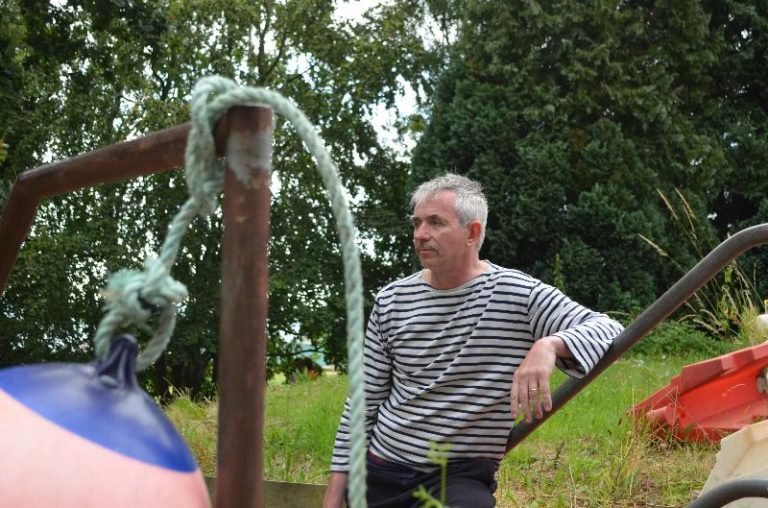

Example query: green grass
[263,374,347,483]
[165,374,347,484]
[498,356,718,507]
[165,350,737,507]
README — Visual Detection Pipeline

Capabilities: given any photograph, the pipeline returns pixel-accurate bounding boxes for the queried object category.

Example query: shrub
[629,320,734,359]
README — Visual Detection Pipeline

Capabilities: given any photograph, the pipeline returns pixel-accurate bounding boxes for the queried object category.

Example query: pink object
[0,335,211,507]
[0,391,210,507]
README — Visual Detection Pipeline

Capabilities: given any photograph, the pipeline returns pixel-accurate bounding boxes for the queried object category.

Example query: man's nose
[413,223,430,241]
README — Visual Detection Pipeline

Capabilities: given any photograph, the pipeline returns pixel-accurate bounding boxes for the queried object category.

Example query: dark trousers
[364,452,498,508]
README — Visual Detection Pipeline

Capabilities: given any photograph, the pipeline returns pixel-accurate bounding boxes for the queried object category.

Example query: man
[324,174,623,507]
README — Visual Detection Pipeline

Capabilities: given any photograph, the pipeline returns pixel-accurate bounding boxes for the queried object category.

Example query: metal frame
[0,108,271,508]
[686,477,768,507]
[0,123,191,293]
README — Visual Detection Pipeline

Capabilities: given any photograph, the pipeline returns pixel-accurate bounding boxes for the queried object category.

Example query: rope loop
[94,258,188,366]
[93,76,367,507]
[185,77,237,216]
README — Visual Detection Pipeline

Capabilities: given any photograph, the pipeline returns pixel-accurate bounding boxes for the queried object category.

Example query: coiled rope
[93,76,367,507]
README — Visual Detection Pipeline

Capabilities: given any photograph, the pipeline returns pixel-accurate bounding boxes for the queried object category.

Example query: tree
[411,0,768,314]
[0,0,434,396]
[701,0,768,303]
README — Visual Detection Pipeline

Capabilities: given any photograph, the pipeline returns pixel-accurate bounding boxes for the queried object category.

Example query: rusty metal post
[215,105,273,508]
[0,190,39,295]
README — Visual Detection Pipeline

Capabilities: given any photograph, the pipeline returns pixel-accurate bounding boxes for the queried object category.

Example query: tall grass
[165,334,748,507]
[639,188,765,340]
[262,375,347,483]
[165,374,346,483]
[498,357,717,507]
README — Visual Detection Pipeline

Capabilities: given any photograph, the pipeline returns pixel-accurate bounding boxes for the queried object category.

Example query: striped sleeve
[330,298,393,472]
[527,282,623,377]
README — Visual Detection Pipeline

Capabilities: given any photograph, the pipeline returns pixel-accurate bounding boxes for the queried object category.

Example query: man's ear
[467,220,483,246]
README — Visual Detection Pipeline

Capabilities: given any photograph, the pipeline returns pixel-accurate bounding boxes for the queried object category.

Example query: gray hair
[410,173,488,250]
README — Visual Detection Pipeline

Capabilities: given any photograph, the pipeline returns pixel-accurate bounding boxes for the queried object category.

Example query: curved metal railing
[686,477,768,508]
[508,223,768,450]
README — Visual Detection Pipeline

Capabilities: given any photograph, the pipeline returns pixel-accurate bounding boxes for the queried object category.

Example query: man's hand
[323,472,349,508]
[510,336,570,423]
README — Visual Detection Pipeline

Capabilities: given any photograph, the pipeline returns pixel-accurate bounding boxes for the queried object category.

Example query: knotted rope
[94,76,367,507]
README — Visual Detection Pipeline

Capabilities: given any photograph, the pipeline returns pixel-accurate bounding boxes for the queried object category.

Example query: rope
[93,76,367,507]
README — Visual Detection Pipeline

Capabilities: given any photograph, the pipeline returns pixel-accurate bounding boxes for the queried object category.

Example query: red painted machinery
[632,341,768,442]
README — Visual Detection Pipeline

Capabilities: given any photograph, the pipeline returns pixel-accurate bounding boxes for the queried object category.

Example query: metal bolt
[758,368,768,394]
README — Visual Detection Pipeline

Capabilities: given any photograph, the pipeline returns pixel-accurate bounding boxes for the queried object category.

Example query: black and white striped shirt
[331,263,623,471]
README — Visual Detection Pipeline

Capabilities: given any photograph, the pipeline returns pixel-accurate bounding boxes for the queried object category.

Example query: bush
[628,320,735,359]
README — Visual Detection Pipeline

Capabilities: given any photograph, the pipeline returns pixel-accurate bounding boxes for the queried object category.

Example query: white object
[700,419,768,507]
[753,314,768,336]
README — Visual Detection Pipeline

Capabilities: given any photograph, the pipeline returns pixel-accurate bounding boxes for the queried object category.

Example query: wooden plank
[205,478,336,507]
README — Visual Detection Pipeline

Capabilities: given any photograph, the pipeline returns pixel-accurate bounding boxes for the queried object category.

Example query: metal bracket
[758,367,768,394]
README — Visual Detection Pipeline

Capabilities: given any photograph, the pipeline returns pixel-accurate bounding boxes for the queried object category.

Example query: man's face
[411,190,472,272]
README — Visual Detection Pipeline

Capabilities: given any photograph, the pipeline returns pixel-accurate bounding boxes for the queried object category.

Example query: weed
[412,442,452,507]
[640,188,764,341]
[164,391,218,476]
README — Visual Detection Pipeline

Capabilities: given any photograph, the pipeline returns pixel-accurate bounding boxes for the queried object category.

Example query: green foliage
[163,391,218,475]
[412,442,452,508]
[412,487,447,508]
[628,320,734,360]
[264,374,347,482]
[411,0,768,314]
[689,262,764,339]
[552,253,565,292]
[640,189,764,341]
[0,0,435,395]
[165,375,349,481]
[737,305,768,346]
